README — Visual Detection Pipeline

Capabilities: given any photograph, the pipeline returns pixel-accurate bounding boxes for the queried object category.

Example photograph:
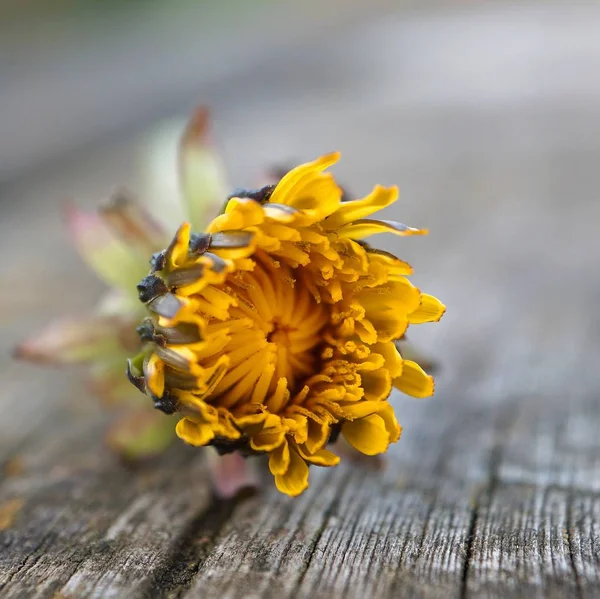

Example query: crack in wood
[566,492,585,599]
[460,497,480,599]
[459,402,514,598]
[139,492,247,598]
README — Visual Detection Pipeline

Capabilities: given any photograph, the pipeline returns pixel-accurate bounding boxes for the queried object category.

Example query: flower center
[266,322,296,347]
[207,254,328,409]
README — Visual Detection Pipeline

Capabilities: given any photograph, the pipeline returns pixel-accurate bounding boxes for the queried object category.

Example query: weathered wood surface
[1,2,600,597]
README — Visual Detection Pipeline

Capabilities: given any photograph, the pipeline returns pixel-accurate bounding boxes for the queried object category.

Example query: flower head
[128,152,445,496]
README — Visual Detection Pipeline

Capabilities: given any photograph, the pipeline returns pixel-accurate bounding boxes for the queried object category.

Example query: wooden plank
[570,493,600,598]
[175,380,504,598]
[463,392,600,598]
[174,469,470,599]
[0,422,213,599]
[465,483,579,599]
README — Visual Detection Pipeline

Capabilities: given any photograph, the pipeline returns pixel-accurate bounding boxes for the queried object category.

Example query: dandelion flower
[128,152,445,496]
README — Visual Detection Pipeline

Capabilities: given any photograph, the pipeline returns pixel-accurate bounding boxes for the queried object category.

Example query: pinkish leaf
[86,369,142,407]
[206,449,260,499]
[99,190,169,256]
[14,314,129,365]
[179,107,229,229]
[65,203,149,293]
[96,288,145,319]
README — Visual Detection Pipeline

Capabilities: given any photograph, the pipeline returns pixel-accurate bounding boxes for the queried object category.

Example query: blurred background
[2,0,600,473]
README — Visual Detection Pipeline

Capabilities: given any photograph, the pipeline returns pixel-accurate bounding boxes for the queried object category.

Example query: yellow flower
[128,152,445,496]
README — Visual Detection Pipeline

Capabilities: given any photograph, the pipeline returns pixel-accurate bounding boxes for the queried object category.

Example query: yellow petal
[176,393,219,422]
[165,222,191,269]
[298,446,340,467]
[305,416,330,454]
[286,412,309,445]
[393,360,435,398]
[274,448,310,497]
[251,363,276,404]
[354,318,378,345]
[262,203,298,224]
[144,354,165,397]
[355,352,385,371]
[213,410,243,439]
[266,377,291,414]
[208,197,264,232]
[324,185,398,229]
[371,341,403,379]
[359,277,421,314]
[342,414,390,456]
[408,294,446,324]
[232,411,268,436]
[360,368,392,402]
[175,418,215,446]
[366,249,413,277]
[339,400,381,419]
[250,428,286,452]
[376,403,402,444]
[282,171,342,221]
[269,152,340,207]
[269,441,291,476]
[359,279,421,342]
[336,219,427,240]
[190,354,230,398]
[236,411,280,430]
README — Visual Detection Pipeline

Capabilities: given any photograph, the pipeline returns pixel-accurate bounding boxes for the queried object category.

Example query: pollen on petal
[274,447,310,496]
[393,360,435,398]
[342,414,390,456]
